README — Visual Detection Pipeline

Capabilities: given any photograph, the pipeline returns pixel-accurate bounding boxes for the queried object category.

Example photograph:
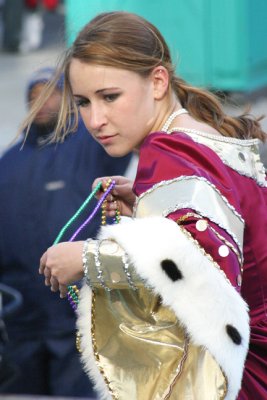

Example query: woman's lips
[97,134,118,145]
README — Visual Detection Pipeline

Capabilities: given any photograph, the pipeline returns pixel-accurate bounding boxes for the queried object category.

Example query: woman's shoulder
[141,130,221,162]
[139,130,266,188]
[138,130,225,182]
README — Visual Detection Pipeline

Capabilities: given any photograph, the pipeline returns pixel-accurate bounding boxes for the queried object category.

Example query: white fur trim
[77,284,112,400]
[98,217,249,399]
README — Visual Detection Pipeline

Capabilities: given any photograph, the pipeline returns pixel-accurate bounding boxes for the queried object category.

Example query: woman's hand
[39,241,84,297]
[93,176,136,217]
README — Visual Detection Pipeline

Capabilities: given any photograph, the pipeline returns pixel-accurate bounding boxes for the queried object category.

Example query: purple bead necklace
[53,179,118,313]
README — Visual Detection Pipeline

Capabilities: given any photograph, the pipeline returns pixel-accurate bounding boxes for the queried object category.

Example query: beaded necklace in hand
[53,179,120,313]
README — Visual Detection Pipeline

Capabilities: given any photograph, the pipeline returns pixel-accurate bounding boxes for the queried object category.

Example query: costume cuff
[83,238,140,291]
[97,216,249,400]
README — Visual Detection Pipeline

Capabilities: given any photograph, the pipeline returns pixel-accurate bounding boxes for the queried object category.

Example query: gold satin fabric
[85,239,143,289]
[92,287,227,399]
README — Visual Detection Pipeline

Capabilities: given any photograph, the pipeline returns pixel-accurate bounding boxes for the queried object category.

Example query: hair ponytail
[171,77,265,141]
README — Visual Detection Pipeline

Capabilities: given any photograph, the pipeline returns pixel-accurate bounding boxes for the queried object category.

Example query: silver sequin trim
[82,238,93,288]
[161,201,242,254]
[208,225,243,268]
[180,227,233,287]
[94,240,111,292]
[134,175,244,224]
[134,175,244,254]
[122,251,138,291]
[167,127,267,187]
[177,212,243,266]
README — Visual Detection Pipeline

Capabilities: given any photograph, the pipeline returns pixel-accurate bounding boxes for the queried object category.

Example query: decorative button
[196,219,208,232]
[237,274,242,287]
[238,152,246,162]
[218,245,230,257]
[111,272,121,283]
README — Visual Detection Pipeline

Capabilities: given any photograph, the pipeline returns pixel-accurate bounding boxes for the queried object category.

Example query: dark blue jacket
[0,122,131,339]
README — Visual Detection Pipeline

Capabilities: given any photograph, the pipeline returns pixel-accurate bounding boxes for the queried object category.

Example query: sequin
[196,219,208,232]
[237,274,242,287]
[218,245,230,257]
[111,272,121,283]
[238,152,246,162]
[101,241,119,254]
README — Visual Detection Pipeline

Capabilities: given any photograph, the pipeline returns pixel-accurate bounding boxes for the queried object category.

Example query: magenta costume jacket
[78,128,267,399]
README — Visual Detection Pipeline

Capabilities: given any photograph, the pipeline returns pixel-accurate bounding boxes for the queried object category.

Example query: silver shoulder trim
[167,128,267,187]
[134,176,244,253]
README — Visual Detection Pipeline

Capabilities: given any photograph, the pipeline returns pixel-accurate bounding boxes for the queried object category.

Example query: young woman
[30,11,267,400]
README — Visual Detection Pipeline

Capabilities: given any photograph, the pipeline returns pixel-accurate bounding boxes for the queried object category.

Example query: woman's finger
[50,276,59,292]
[92,176,130,192]
[39,251,47,274]
[106,194,114,202]
[44,266,51,286]
[59,284,68,298]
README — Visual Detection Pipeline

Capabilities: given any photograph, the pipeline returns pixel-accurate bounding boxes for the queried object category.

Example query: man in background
[0,67,132,397]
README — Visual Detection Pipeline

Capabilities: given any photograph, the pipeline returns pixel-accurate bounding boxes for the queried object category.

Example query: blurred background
[0,0,65,153]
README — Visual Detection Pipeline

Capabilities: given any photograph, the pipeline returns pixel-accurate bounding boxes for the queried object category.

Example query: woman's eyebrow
[95,87,120,94]
[73,87,121,97]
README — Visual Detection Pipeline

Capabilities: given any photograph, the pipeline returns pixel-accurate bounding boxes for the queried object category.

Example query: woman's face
[69,59,161,156]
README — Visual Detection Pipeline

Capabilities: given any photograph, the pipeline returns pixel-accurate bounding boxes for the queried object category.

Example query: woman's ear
[151,66,169,100]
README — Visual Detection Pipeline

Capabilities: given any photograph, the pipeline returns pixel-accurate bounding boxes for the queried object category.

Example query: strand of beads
[114,208,121,224]
[69,180,115,241]
[67,284,80,311]
[101,178,121,225]
[53,181,102,245]
[161,108,188,132]
[66,180,117,351]
[53,179,118,351]
[101,179,111,226]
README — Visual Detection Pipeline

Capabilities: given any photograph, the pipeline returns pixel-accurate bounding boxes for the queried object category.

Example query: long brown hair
[22,11,266,142]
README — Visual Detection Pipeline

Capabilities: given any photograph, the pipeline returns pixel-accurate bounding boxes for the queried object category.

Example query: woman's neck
[151,96,182,133]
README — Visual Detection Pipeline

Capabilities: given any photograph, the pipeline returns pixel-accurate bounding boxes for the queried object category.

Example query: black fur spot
[226,324,242,345]
[161,259,183,281]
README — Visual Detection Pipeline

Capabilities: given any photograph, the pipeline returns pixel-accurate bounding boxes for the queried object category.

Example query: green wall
[65,0,267,91]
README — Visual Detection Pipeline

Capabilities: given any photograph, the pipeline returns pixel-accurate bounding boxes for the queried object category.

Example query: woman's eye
[104,93,120,102]
[75,98,89,108]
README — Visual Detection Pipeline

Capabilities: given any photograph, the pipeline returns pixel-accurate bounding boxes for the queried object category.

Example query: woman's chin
[102,145,130,158]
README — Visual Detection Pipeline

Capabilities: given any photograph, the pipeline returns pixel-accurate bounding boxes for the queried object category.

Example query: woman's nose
[86,106,106,131]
